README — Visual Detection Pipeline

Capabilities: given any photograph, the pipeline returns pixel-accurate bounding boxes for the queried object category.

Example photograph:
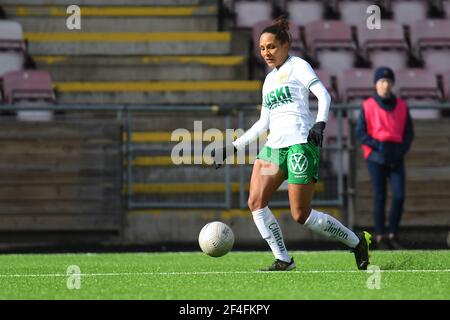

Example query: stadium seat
[0,20,26,78]
[356,21,408,69]
[310,69,337,102]
[338,0,375,26]
[396,68,442,118]
[287,0,324,25]
[391,0,428,25]
[396,68,441,100]
[234,1,273,28]
[2,70,55,104]
[2,70,55,121]
[304,20,356,76]
[252,19,303,62]
[336,68,374,104]
[410,19,450,73]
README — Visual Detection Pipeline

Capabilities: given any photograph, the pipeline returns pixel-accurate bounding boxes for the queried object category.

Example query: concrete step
[34,55,248,81]
[24,32,232,55]
[356,166,450,182]
[53,80,261,104]
[6,6,218,32]
[355,209,450,227]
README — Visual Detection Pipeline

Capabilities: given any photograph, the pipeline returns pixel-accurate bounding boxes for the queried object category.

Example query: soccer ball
[198,221,234,257]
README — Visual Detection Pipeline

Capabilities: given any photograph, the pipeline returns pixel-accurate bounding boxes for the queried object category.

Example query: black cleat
[352,231,372,270]
[259,257,296,271]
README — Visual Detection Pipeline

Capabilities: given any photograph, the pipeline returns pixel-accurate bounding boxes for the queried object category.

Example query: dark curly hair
[260,16,292,46]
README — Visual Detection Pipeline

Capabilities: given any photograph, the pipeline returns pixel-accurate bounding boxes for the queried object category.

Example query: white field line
[1,269,450,278]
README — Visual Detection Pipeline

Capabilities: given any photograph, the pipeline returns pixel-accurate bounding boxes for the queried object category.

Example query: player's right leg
[248,158,295,271]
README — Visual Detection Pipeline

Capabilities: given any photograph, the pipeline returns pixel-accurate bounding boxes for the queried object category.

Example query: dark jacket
[356,92,414,165]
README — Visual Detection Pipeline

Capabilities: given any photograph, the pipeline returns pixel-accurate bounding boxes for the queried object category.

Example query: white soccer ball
[198,221,234,257]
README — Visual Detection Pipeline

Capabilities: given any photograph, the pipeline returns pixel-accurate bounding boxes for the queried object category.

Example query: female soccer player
[213,17,371,271]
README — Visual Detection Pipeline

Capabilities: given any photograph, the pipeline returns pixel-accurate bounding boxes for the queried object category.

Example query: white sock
[304,209,360,248]
[252,206,291,262]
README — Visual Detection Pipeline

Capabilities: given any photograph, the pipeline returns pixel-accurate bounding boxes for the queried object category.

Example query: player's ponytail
[261,15,292,46]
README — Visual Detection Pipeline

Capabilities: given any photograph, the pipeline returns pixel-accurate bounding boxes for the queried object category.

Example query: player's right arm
[232,106,269,150]
[212,100,269,169]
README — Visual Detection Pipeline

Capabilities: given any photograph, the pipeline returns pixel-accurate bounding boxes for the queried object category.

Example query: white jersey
[233,56,329,150]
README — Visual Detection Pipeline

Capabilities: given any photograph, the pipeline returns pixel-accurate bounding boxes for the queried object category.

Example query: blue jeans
[366,160,405,236]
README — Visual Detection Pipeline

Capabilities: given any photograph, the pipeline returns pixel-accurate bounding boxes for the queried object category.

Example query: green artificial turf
[0,250,449,300]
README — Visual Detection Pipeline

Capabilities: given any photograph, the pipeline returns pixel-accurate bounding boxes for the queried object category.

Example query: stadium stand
[409,19,450,73]
[0,20,26,78]
[303,20,356,76]
[0,121,123,234]
[356,20,409,70]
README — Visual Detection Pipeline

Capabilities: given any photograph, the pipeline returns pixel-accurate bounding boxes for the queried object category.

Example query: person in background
[357,66,414,250]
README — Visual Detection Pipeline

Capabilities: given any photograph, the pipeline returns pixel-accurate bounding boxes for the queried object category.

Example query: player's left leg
[286,142,371,270]
[288,182,371,270]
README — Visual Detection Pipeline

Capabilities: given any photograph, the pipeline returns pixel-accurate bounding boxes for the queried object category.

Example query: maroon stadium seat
[2,70,55,104]
[395,69,441,101]
[356,21,408,69]
[396,68,442,118]
[0,20,26,77]
[304,20,354,54]
[410,19,450,73]
[391,0,428,25]
[252,19,303,61]
[234,1,273,28]
[336,68,374,103]
[338,0,376,26]
[287,0,324,25]
[304,20,356,75]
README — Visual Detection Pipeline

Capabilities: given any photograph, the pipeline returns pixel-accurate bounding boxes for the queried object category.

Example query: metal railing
[1,103,449,229]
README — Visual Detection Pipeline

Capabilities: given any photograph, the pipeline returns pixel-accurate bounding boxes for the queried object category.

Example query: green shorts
[256,141,320,184]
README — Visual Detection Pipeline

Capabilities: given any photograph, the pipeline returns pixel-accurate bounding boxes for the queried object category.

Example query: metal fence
[1,103,449,229]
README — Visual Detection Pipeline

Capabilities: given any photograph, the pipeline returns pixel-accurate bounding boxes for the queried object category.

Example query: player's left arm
[294,59,331,147]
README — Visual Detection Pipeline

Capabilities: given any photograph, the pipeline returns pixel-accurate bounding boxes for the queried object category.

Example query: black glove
[211,143,237,169]
[307,121,326,147]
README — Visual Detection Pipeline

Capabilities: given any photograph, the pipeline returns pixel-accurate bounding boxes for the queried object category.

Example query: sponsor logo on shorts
[288,153,308,174]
